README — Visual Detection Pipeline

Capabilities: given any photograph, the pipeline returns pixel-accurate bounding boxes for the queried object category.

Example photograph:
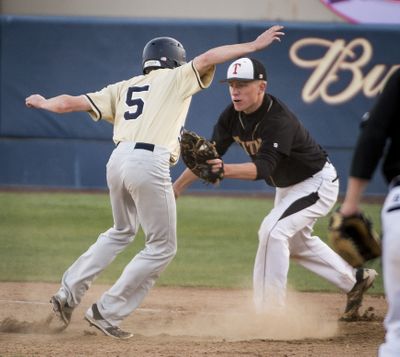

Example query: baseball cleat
[50,295,73,330]
[340,268,378,321]
[84,303,133,339]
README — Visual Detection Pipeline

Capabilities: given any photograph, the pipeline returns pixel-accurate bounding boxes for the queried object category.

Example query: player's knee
[166,248,177,263]
[168,241,178,259]
[158,237,177,262]
[105,225,137,239]
[258,223,287,246]
[163,240,177,258]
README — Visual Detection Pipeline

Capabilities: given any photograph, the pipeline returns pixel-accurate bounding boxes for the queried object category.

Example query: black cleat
[340,268,378,321]
[84,303,133,339]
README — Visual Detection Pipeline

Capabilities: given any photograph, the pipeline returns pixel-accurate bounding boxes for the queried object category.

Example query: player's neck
[242,94,265,115]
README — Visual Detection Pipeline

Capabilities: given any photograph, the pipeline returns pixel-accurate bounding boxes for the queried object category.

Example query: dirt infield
[0,282,386,356]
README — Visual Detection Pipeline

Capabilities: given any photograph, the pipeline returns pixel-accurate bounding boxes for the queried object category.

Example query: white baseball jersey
[85,61,215,163]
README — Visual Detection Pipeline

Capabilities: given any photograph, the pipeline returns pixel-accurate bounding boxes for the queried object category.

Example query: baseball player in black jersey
[26,27,285,339]
[174,57,377,316]
[340,68,400,357]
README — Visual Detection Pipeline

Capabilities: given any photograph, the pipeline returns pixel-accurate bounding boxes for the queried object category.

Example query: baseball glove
[328,210,381,267]
[180,129,224,184]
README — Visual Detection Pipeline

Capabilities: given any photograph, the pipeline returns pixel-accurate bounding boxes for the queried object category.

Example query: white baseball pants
[57,142,177,326]
[253,162,357,312]
[379,180,400,357]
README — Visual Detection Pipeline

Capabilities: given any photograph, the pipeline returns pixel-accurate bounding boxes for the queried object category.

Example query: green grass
[0,191,383,294]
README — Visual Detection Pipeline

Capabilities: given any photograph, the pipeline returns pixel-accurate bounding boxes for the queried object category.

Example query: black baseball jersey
[211,94,327,187]
[350,68,400,184]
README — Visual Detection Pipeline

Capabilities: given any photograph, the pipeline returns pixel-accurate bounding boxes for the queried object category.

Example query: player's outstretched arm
[173,168,199,198]
[25,94,91,113]
[193,25,284,76]
[340,177,370,216]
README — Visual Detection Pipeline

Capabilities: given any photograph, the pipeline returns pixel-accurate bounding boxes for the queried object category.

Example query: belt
[134,142,155,152]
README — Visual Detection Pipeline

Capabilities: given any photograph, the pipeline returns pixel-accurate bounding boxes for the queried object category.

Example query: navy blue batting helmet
[142,37,186,74]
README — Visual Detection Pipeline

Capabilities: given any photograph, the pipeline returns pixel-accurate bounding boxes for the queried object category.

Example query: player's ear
[258,80,267,94]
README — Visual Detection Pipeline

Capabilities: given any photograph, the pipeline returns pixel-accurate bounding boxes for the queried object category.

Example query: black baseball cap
[221,57,267,82]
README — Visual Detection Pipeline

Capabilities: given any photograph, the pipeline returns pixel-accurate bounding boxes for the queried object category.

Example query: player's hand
[25,94,46,109]
[253,25,285,51]
[206,158,224,174]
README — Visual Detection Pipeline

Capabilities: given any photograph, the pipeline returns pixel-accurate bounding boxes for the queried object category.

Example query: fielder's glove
[180,129,224,184]
[328,210,381,267]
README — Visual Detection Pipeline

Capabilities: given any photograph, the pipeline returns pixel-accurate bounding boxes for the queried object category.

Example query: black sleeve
[253,149,286,180]
[350,69,400,179]
[210,106,235,156]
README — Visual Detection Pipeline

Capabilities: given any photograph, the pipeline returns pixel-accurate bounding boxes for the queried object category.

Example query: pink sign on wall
[320,0,400,24]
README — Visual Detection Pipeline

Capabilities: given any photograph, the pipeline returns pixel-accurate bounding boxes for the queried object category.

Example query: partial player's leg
[254,188,324,311]
[289,166,377,321]
[289,223,356,291]
[51,147,139,329]
[253,162,340,312]
[379,185,400,357]
[94,146,176,327]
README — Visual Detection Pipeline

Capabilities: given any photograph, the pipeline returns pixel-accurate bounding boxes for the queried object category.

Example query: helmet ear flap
[142,37,186,74]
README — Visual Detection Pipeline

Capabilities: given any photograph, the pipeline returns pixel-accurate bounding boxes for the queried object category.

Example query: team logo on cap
[232,63,241,75]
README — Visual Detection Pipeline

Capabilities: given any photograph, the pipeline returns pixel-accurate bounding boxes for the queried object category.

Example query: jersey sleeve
[176,61,215,98]
[350,68,400,179]
[85,82,122,124]
[253,143,286,180]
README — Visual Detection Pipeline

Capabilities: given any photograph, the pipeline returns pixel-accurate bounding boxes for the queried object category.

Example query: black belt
[134,142,155,152]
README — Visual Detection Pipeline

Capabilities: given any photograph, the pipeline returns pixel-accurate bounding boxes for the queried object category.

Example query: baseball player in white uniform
[25,25,285,339]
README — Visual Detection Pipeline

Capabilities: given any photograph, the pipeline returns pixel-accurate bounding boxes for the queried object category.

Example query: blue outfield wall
[1,16,399,194]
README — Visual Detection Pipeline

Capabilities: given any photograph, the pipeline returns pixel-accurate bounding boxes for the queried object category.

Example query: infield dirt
[0,282,386,356]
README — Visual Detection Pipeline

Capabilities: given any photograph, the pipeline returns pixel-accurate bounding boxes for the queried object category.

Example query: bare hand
[25,94,46,109]
[207,158,224,174]
[253,25,285,51]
